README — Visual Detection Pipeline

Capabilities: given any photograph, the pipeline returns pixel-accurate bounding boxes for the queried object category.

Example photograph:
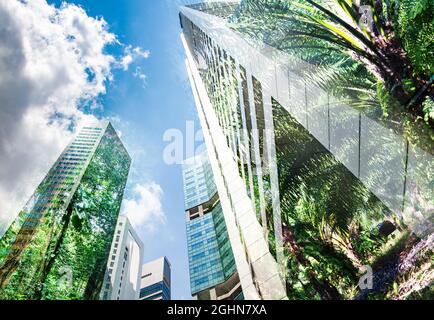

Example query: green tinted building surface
[0,122,131,300]
[182,152,239,299]
[180,1,433,300]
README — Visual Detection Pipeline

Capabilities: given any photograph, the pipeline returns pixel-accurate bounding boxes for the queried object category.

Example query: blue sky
[46,0,200,299]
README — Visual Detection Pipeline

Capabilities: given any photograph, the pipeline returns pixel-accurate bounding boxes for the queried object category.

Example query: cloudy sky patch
[0,0,149,234]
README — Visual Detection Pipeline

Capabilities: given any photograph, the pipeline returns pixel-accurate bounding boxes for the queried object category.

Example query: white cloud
[121,182,166,232]
[119,45,150,71]
[133,66,148,87]
[0,0,148,235]
[119,54,133,71]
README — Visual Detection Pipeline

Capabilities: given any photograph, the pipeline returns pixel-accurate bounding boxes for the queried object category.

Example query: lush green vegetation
[229,0,434,126]
[273,99,385,299]
[225,1,433,299]
[185,6,433,300]
[272,99,432,299]
[0,125,130,299]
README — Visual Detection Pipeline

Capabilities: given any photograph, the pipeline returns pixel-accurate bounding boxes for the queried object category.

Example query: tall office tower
[0,121,131,300]
[182,151,242,300]
[139,256,171,300]
[180,1,433,300]
[100,215,143,300]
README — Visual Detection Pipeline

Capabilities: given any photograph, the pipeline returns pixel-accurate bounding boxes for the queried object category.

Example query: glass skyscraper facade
[0,121,131,300]
[183,151,217,210]
[182,152,241,300]
[180,1,433,300]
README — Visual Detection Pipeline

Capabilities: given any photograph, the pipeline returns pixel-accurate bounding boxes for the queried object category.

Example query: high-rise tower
[182,151,242,300]
[100,215,143,300]
[180,1,285,300]
[180,1,433,300]
[140,257,171,300]
[0,121,131,300]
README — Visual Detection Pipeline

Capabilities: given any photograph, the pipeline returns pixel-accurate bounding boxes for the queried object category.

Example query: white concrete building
[100,216,144,300]
[140,257,171,300]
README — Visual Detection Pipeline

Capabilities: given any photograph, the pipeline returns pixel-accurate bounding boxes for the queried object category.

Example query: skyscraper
[0,121,131,300]
[180,1,433,300]
[140,256,171,300]
[180,1,285,300]
[182,151,242,300]
[100,215,143,300]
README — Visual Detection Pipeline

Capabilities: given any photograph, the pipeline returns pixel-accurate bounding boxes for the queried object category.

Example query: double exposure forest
[228,0,433,300]
[0,125,130,299]
[0,0,432,301]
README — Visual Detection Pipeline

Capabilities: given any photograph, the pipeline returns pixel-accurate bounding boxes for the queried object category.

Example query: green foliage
[230,0,434,122]
[351,229,386,264]
[376,81,393,117]
[272,98,402,298]
[390,0,434,75]
[40,125,130,300]
[406,285,434,300]
[0,125,130,300]
[188,3,433,299]
[422,96,434,123]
